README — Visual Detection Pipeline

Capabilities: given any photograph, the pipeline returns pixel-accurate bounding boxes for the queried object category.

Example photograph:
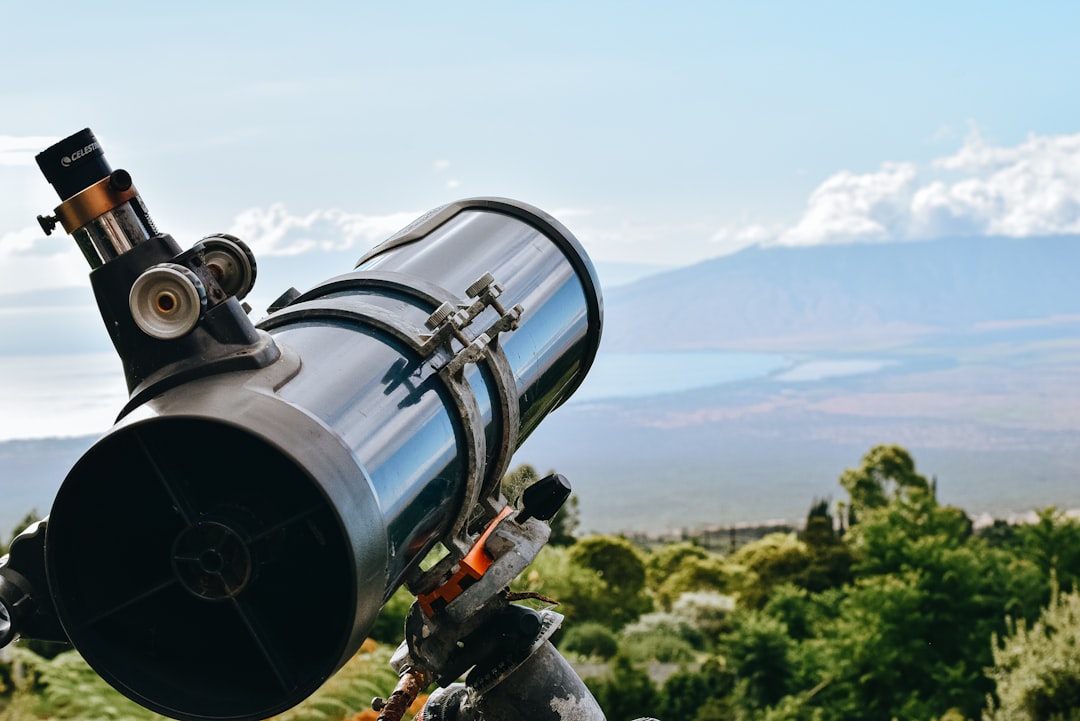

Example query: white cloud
[913,130,1080,237]
[446,178,461,189]
[0,135,59,167]
[0,225,43,256]
[434,159,451,172]
[711,223,782,254]
[228,203,419,257]
[746,128,1080,251]
[0,226,88,294]
[776,162,918,247]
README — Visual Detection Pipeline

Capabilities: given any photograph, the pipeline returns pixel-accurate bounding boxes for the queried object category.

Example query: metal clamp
[421,272,523,377]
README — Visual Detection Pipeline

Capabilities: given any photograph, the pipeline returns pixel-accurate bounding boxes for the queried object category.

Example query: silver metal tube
[42,198,603,721]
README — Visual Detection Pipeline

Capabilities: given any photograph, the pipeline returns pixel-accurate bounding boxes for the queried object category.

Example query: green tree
[559,621,619,660]
[670,591,737,644]
[510,545,597,623]
[656,555,744,608]
[585,654,660,721]
[729,533,812,608]
[566,535,653,629]
[660,667,715,720]
[1016,507,1080,595]
[978,518,1023,550]
[797,489,1044,720]
[646,541,710,592]
[839,444,929,520]
[725,609,795,711]
[502,463,540,506]
[799,501,855,593]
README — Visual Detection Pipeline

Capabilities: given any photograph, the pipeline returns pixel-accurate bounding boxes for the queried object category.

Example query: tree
[514,539,652,630]
[660,667,716,720]
[567,536,653,629]
[584,654,660,721]
[655,554,744,609]
[501,463,539,506]
[646,541,710,592]
[839,444,929,520]
[798,504,855,593]
[796,488,1044,720]
[729,533,810,608]
[559,621,619,660]
[1016,507,1080,595]
[724,609,795,711]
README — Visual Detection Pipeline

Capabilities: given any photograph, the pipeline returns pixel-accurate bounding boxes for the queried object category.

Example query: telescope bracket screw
[425,302,456,330]
[465,272,496,299]
[37,214,58,236]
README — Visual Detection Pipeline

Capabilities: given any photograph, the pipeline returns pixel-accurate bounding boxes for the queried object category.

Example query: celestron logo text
[60,141,100,167]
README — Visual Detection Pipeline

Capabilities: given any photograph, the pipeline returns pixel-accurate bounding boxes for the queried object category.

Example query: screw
[37,214,58,236]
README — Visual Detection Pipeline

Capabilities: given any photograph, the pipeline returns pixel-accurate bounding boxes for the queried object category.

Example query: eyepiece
[36,128,112,201]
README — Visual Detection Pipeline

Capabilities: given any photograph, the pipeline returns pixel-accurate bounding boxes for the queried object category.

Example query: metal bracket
[421,273,523,378]
[258,271,526,593]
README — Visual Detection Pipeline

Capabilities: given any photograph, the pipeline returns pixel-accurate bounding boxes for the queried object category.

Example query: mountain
[602,236,1080,351]
[514,235,1080,531]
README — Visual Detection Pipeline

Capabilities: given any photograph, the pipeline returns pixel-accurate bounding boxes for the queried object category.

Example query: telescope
[0,129,615,721]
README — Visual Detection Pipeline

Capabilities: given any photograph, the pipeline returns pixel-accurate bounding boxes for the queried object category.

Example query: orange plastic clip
[417,506,515,617]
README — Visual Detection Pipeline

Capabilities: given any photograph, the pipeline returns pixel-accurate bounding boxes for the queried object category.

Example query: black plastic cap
[35,128,112,201]
[518,473,572,523]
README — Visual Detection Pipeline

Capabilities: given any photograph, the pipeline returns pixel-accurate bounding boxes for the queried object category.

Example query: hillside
[602,236,1080,351]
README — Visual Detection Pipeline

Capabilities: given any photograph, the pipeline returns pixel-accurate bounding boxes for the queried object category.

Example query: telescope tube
[43,196,601,720]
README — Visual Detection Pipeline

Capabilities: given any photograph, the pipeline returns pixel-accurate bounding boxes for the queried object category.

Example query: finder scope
[0,129,603,721]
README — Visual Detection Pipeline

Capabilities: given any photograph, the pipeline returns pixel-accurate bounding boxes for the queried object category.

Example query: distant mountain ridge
[602,236,1080,351]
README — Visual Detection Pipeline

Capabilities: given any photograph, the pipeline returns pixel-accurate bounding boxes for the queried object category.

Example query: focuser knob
[200,234,257,301]
[129,263,208,339]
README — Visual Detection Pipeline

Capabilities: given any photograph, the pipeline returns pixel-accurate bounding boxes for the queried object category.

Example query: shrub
[560,621,619,660]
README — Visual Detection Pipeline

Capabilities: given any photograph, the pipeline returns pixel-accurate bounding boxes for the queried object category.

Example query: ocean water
[774,358,893,382]
[570,351,791,403]
[0,353,127,441]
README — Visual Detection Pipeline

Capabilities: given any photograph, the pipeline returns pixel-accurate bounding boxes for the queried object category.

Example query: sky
[2,1,1080,436]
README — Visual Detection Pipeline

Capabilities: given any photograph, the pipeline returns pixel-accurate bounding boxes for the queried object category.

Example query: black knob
[37,214,58,236]
[517,473,572,523]
[108,168,133,192]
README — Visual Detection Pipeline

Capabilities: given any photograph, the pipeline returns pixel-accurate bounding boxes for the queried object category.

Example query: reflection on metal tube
[42,196,602,721]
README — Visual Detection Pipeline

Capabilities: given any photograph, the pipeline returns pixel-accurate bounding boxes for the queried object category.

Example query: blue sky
[2,2,1080,437]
